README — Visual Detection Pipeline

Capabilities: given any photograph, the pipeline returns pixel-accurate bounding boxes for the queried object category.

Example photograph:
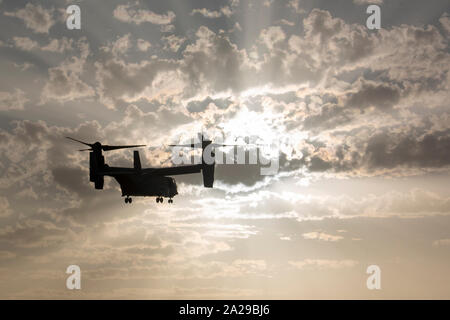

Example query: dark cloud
[364,130,450,169]
[181,26,255,94]
[187,96,233,113]
[346,81,401,110]
[95,57,178,108]
[52,166,91,199]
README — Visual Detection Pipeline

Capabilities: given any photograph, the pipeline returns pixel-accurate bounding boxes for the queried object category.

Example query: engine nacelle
[90,151,105,189]
[202,163,214,188]
[94,175,104,189]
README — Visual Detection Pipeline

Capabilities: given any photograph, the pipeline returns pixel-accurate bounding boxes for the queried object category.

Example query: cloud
[0,197,11,217]
[137,39,151,51]
[13,62,33,71]
[259,26,286,50]
[95,57,179,108]
[162,35,186,52]
[225,188,450,220]
[302,231,344,242]
[0,89,29,111]
[41,39,95,103]
[432,239,450,247]
[353,0,383,4]
[41,38,74,53]
[186,96,233,113]
[439,13,450,34]
[12,36,73,53]
[0,251,15,260]
[12,37,38,50]
[113,3,175,25]
[287,0,306,14]
[102,33,132,57]
[191,7,233,19]
[190,0,239,19]
[346,80,401,110]
[364,130,450,170]
[4,3,55,33]
[289,259,359,270]
[181,26,255,95]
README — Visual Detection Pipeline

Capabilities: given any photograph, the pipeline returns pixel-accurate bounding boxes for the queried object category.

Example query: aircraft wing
[99,165,202,176]
[141,165,202,176]
[100,167,136,176]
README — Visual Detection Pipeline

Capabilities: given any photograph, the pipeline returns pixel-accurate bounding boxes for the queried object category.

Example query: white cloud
[113,3,175,25]
[4,3,55,33]
[0,197,12,217]
[162,35,185,52]
[94,57,179,108]
[259,26,286,50]
[12,37,73,53]
[41,39,95,103]
[101,34,132,57]
[287,0,306,14]
[289,259,359,270]
[12,37,37,50]
[191,7,233,19]
[439,13,450,34]
[137,39,151,51]
[302,231,344,242]
[190,0,239,19]
[41,38,73,53]
[0,89,29,111]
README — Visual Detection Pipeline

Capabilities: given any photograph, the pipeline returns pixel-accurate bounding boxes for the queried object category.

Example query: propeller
[66,137,145,152]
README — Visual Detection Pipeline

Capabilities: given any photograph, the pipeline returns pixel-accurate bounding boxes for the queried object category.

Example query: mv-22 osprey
[66,134,235,204]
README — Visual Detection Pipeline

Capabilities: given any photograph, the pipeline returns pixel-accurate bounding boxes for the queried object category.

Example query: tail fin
[134,150,141,170]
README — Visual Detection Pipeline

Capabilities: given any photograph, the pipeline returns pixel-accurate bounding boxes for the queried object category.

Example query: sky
[0,0,449,299]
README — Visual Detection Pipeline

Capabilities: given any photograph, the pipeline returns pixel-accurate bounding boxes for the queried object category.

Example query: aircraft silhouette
[66,134,236,204]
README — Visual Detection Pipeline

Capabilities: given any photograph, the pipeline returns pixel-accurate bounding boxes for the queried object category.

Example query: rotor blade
[78,148,92,151]
[168,144,199,148]
[211,143,258,148]
[102,145,146,151]
[66,136,92,147]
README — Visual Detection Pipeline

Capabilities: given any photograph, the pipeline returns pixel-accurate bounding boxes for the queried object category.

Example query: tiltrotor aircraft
[66,134,235,204]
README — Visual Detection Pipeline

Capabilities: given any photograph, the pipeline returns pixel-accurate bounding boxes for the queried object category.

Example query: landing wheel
[156,197,160,203]
[124,197,132,204]
[168,199,173,204]
[124,197,128,203]
[160,197,164,203]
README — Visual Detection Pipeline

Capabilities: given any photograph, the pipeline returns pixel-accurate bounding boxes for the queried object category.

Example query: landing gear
[156,196,170,203]
[124,196,132,204]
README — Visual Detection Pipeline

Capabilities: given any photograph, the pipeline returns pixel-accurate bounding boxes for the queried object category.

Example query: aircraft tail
[134,150,142,170]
